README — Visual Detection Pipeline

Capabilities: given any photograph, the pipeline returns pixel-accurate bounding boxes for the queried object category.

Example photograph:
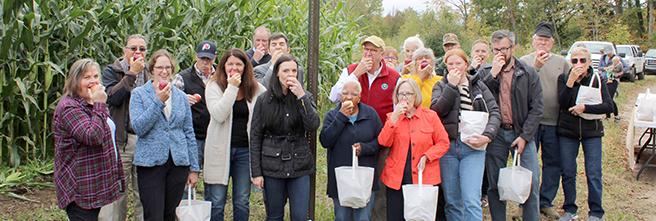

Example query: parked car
[645,49,656,75]
[617,45,645,80]
[561,41,635,82]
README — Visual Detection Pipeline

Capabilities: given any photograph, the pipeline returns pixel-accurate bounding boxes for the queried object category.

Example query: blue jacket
[320,102,383,198]
[598,54,629,73]
[129,80,200,172]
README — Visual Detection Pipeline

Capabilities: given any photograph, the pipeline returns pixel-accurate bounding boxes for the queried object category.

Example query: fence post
[307,0,320,219]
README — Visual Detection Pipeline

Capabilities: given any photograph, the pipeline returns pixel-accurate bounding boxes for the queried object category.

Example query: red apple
[421,61,429,69]
[193,94,201,102]
[286,80,293,88]
[539,51,548,57]
[159,80,168,90]
[404,59,412,65]
[133,54,142,61]
[90,85,99,94]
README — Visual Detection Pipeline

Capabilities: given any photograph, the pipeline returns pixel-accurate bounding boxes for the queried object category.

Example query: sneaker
[540,207,561,219]
[614,117,621,123]
[587,216,602,221]
[559,212,578,221]
[511,209,523,220]
[481,195,489,208]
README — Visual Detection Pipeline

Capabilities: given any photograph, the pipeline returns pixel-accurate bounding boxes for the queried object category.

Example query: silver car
[645,49,656,75]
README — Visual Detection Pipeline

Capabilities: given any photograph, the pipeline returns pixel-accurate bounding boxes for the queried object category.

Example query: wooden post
[307,0,320,219]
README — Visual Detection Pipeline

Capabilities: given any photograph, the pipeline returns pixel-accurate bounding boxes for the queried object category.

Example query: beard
[501,55,512,71]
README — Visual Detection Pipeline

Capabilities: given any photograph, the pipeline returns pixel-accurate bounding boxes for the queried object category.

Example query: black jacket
[477,57,543,142]
[177,64,213,140]
[320,102,382,198]
[250,92,320,178]
[557,67,613,138]
[431,71,501,141]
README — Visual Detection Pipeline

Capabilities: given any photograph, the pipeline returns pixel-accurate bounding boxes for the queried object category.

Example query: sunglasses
[126,46,147,52]
[570,58,587,64]
[383,56,397,60]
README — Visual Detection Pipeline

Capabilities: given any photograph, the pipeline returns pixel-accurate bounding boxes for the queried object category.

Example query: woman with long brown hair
[204,48,266,221]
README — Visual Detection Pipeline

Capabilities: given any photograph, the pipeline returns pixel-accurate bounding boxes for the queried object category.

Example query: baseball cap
[362,36,385,49]
[196,40,217,59]
[534,21,554,38]
[442,33,459,46]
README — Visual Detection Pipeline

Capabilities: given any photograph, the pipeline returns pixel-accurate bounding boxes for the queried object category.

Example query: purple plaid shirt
[53,95,125,210]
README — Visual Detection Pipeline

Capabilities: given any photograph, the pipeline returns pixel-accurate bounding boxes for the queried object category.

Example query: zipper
[301,99,307,114]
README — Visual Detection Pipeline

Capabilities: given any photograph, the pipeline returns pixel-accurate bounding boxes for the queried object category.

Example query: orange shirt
[378,107,450,190]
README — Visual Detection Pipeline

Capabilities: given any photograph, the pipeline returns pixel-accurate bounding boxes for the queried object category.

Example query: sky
[382,0,427,15]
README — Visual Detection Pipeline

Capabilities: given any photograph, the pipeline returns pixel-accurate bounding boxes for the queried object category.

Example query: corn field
[0,0,365,167]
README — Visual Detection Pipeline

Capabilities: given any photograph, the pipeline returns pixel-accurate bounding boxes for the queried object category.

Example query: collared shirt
[499,58,516,124]
[172,63,215,91]
[53,95,124,210]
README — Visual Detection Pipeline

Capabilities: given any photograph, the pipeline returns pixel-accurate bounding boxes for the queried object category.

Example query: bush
[0,0,364,166]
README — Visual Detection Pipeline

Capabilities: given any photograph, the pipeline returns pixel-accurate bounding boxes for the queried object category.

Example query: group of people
[53,21,613,221]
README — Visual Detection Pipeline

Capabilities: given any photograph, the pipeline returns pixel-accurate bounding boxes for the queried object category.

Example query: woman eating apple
[401,47,442,108]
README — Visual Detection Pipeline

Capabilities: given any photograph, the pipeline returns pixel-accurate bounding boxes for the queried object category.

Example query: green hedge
[0,0,364,166]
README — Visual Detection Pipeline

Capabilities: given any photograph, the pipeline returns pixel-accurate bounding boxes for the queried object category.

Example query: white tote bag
[460,94,490,150]
[575,73,605,120]
[403,168,439,221]
[334,147,375,208]
[498,151,533,204]
[176,186,212,221]
[637,88,656,121]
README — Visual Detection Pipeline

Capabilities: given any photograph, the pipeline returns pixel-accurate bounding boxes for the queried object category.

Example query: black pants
[66,202,100,221]
[137,155,189,221]
[607,80,619,117]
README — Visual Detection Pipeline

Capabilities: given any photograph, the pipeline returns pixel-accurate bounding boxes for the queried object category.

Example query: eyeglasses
[153,66,173,72]
[383,56,397,60]
[396,92,415,99]
[341,91,360,96]
[570,58,587,64]
[492,46,512,53]
[363,47,381,53]
[533,37,553,44]
[126,46,147,52]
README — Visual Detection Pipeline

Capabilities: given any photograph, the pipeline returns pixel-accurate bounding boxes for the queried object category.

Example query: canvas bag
[402,168,439,221]
[575,72,605,120]
[460,94,490,150]
[334,147,375,208]
[176,186,212,221]
[637,88,656,121]
[498,151,533,203]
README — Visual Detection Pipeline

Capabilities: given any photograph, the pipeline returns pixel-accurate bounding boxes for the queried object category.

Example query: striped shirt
[53,95,124,210]
[459,83,473,111]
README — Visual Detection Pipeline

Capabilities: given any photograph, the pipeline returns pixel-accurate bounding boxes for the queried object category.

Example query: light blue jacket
[129,80,200,172]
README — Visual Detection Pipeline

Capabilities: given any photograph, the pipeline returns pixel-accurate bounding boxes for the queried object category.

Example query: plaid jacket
[53,95,124,210]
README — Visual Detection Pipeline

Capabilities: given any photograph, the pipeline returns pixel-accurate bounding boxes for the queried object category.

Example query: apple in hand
[193,94,201,102]
[229,71,238,77]
[539,51,548,57]
[133,54,142,61]
[159,80,169,90]
[286,80,293,88]
[90,84,99,94]
[343,100,353,107]
[404,59,412,65]
[421,61,429,69]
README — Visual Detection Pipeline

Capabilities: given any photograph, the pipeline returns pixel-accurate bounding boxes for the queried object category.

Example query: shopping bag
[334,147,375,208]
[460,94,490,150]
[403,168,439,221]
[637,89,656,121]
[498,151,533,203]
[176,186,212,221]
[575,73,605,120]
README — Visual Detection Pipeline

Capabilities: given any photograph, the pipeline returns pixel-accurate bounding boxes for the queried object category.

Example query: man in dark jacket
[172,40,217,169]
[253,33,304,86]
[477,30,543,221]
[101,34,148,221]
[245,26,271,67]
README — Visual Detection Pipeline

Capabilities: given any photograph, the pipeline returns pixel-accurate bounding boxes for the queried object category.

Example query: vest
[347,60,400,124]
[180,67,211,140]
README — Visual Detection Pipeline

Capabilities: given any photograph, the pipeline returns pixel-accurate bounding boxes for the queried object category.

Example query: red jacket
[378,107,450,190]
[347,60,400,124]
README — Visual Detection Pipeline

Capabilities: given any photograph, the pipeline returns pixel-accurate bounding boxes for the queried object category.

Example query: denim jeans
[332,191,375,221]
[204,147,251,221]
[486,128,540,221]
[534,125,561,208]
[264,175,310,221]
[559,136,605,218]
[440,139,485,221]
